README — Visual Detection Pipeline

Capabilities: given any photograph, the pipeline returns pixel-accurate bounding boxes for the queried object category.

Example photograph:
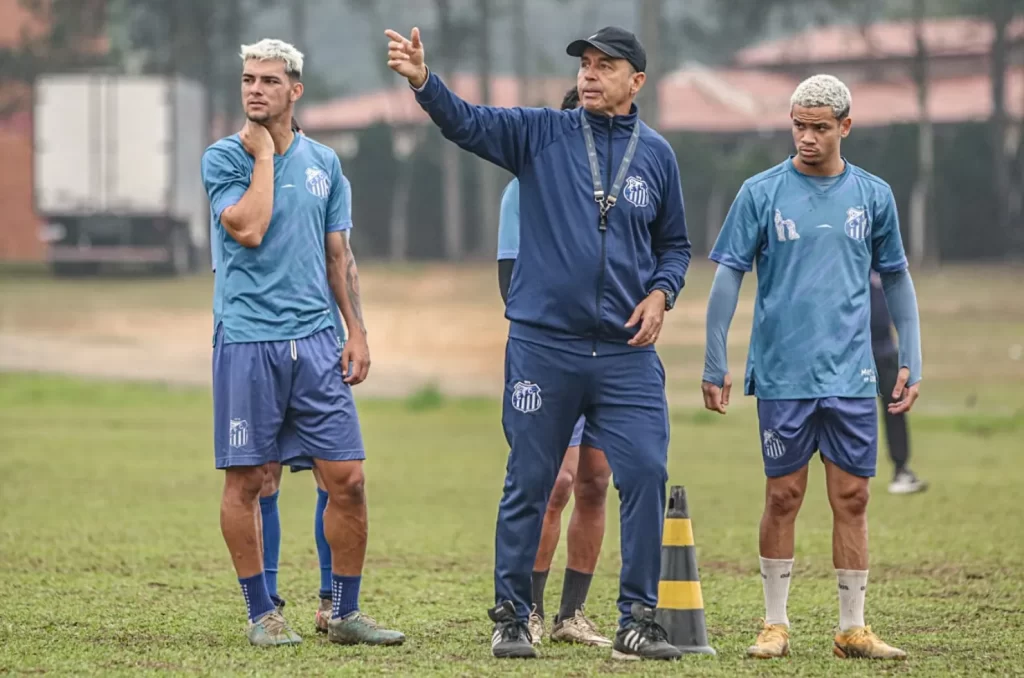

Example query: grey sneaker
[550,606,613,647]
[488,601,537,659]
[327,610,405,646]
[527,605,544,646]
[247,610,302,647]
[611,604,681,661]
[888,469,928,495]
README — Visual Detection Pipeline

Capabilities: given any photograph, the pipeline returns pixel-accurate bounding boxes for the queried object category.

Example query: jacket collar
[581,103,639,131]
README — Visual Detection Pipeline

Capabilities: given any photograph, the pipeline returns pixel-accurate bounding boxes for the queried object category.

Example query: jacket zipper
[593,117,614,357]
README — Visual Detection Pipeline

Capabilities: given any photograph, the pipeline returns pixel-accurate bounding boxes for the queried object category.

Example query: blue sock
[315,488,332,600]
[331,574,361,620]
[259,491,281,603]
[239,572,276,622]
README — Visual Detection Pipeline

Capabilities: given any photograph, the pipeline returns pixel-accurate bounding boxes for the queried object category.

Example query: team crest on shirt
[229,418,249,448]
[305,167,330,200]
[511,381,542,413]
[623,176,649,208]
[773,209,800,242]
[845,205,869,240]
[762,429,786,459]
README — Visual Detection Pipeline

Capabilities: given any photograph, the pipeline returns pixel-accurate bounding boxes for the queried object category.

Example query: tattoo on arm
[343,236,366,335]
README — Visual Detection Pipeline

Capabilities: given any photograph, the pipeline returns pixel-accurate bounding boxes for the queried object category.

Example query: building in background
[0,0,107,263]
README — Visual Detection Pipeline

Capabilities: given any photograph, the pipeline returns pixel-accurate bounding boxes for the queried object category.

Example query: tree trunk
[476,0,499,259]
[990,0,1011,254]
[388,127,427,262]
[513,0,529,105]
[436,0,463,261]
[635,0,662,125]
[909,0,934,265]
[705,180,725,253]
[290,0,307,47]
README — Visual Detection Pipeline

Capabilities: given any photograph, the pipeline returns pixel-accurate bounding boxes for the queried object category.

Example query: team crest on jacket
[511,381,542,413]
[305,167,330,199]
[623,176,649,208]
[845,205,869,240]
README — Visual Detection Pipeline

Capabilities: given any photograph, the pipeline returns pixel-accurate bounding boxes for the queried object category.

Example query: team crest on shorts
[305,167,330,200]
[623,176,649,208]
[845,205,869,240]
[762,429,786,459]
[511,381,542,413]
[229,418,249,448]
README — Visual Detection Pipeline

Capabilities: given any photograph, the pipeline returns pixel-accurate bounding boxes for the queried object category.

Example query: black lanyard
[580,108,641,231]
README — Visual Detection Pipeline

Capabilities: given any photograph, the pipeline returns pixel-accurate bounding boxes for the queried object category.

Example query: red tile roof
[659,66,1024,132]
[301,66,1023,134]
[302,73,573,130]
[300,17,1024,135]
[736,16,1024,66]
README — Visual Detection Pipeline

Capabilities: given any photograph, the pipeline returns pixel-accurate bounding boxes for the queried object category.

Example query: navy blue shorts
[212,324,365,470]
[757,397,877,478]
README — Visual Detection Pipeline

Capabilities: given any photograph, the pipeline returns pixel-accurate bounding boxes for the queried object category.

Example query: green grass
[1,373,1023,676]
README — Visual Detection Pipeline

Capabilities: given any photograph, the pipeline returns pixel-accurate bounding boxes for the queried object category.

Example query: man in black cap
[385,24,691,662]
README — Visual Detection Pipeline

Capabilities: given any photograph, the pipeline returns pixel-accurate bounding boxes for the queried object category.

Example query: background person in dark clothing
[871,271,928,494]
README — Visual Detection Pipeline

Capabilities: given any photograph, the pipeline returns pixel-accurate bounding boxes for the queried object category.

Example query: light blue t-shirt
[202,133,352,344]
[709,157,908,400]
[496,178,520,260]
[209,206,348,347]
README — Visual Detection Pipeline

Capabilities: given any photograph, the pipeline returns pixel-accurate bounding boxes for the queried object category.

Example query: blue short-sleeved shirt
[202,133,352,344]
[497,178,520,260]
[710,157,908,400]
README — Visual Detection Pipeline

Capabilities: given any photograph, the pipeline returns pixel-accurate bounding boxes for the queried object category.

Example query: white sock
[836,569,868,631]
[759,556,793,627]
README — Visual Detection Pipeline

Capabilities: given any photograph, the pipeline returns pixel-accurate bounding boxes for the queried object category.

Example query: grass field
[2,367,1023,676]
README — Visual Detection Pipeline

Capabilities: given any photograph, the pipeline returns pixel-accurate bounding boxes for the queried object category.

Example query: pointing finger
[384,29,407,43]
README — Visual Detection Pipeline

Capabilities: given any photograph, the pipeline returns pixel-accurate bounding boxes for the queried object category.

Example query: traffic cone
[654,485,716,655]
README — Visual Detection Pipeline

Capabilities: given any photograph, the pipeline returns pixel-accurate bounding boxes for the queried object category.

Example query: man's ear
[630,71,646,96]
[840,116,852,138]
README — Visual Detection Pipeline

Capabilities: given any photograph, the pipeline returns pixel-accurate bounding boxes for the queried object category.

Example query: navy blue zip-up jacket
[414,72,691,355]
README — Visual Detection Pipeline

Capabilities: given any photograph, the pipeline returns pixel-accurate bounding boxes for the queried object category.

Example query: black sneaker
[611,603,682,661]
[488,601,537,659]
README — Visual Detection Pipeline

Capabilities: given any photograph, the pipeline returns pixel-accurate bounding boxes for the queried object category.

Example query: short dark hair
[291,117,302,133]
[560,87,579,111]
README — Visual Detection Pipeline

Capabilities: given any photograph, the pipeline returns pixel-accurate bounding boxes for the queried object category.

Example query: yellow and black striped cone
[654,485,716,655]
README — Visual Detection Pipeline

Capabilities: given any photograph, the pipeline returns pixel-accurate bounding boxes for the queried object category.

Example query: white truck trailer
[33,73,208,276]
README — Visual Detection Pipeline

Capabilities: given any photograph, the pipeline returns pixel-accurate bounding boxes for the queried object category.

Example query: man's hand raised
[385,28,428,88]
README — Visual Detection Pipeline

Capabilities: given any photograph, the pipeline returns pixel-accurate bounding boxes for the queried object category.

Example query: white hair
[790,74,851,120]
[240,38,304,78]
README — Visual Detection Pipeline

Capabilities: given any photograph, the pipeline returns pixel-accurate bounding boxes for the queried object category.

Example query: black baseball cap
[566,26,647,74]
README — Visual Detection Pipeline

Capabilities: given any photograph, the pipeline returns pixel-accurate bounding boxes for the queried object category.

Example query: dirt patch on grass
[2,262,1023,403]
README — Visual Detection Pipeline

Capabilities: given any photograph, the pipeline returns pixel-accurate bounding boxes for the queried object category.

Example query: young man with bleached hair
[702,73,921,661]
[202,38,403,648]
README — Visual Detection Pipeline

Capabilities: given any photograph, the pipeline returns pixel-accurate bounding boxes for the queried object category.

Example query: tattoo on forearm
[344,240,366,334]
